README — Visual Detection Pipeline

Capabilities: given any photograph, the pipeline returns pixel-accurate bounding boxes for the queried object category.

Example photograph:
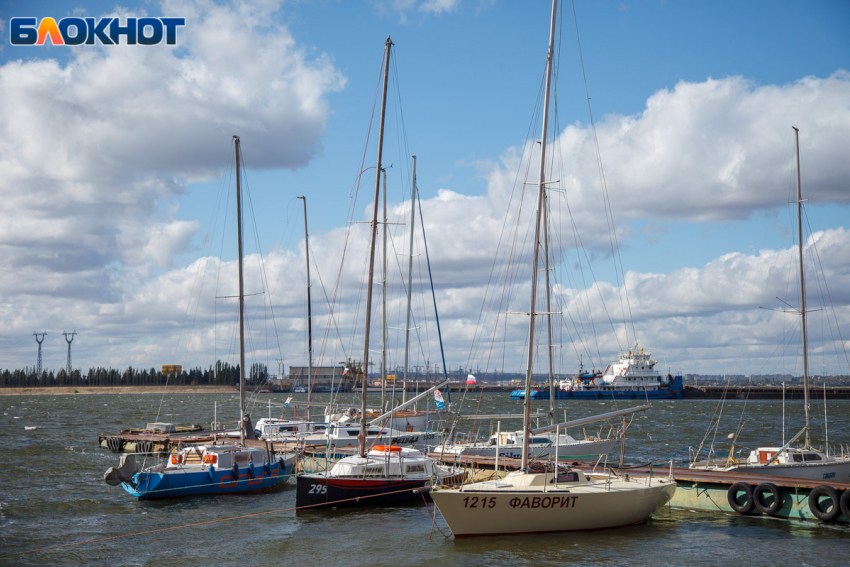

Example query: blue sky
[1,0,849,377]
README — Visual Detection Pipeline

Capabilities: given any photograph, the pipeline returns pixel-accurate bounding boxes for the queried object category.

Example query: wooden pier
[683,385,850,400]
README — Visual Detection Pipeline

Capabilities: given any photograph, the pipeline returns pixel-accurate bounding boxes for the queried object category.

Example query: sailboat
[295,37,464,512]
[429,0,675,536]
[690,127,850,483]
[104,136,297,499]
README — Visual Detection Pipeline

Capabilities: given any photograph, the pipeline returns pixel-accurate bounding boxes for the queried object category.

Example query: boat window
[530,438,551,444]
[803,453,822,462]
[364,466,384,476]
[792,454,803,462]
[406,464,425,474]
[556,472,579,483]
[346,430,359,436]
[234,453,250,464]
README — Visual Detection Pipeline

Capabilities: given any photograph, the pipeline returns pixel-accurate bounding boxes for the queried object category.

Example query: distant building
[162,365,182,374]
[287,365,353,392]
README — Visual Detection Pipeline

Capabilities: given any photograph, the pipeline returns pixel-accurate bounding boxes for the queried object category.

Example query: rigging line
[416,192,449,390]
[238,153,285,370]
[148,137,236,466]
[546,62,605,372]
[461,73,549,431]
[313,44,387,378]
[463,73,547,372]
[803,208,850,374]
[390,50,414,203]
[310,243,349,363]
[568,0,635,348]
[171,138,235,365]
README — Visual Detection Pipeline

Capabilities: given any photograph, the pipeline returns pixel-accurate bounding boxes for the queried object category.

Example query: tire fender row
[726,481,850,522]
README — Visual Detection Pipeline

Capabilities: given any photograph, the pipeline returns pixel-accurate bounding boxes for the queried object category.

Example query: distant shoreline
[0,385,239,396]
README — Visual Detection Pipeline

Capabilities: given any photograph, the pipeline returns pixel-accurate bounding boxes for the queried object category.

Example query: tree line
[0,361,269,388]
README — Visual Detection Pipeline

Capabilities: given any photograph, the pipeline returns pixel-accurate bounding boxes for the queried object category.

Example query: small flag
[434,389,445,410]
[343,367,350,376]
[466,374,477,385]
[284,397,292,407]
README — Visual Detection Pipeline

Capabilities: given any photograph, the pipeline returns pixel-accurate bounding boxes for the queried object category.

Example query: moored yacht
[431,464,675,536]
[106,443,295,499]
[296,444,465,510]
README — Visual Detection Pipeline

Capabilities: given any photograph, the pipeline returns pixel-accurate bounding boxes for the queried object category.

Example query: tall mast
[403,155,418,404]
[234,135,246,447]
[381,167,388,411]
[793,126,810,447]
[522,0,557,469]
[360,36,393,457]
[298,196,313,421]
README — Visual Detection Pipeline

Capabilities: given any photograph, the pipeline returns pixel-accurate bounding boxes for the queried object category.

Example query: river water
[1,392,848,566]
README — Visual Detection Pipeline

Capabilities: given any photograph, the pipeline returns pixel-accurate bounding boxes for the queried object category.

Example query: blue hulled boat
[106,444,294,499]
[104,135,297,499]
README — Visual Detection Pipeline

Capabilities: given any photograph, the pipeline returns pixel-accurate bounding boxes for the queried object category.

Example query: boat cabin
[327,446,437,479]
[166,444,269,470]
[745,447,827,465]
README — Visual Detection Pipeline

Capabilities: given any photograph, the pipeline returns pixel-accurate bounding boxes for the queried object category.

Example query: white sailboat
[430,0,675,536]
[295,38,460,510]
[690,127,850,483]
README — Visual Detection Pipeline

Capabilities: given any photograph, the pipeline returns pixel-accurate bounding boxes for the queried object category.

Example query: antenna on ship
[33,332,47,378]
[62,331,77,376]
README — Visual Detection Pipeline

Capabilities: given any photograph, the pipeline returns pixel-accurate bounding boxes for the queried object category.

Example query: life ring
[170,454,183,465]
[727,482,755,514]
[808,485,841,522]
[372,445,403,452]
[753,483,783,515]
[839,489,850,520]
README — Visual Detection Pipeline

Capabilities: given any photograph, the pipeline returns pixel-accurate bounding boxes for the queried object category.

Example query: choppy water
[1,392,848,566]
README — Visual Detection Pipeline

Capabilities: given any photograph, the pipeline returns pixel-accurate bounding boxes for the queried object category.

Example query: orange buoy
[372,445,403,452]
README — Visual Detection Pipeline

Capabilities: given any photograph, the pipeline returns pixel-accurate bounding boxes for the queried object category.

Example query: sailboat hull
[123,458,294,499]
[431,480,675,536]
[725,460,850,482]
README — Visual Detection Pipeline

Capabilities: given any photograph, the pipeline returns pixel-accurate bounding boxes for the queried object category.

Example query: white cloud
[2,12,849,387]
[551,72,850,223]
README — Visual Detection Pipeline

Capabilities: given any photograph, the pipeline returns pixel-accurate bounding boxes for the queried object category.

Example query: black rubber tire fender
[808,485,841,522]
[753,483,783,515]
[839,489,850,520]
[727,482,755,514]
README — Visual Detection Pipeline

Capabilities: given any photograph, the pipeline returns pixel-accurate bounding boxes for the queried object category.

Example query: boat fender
[208,463,216,482]
[232,463,239,482]
[753,483,783,515]
[727,482,755,514]
[839,489,850,520]
[808,485,841,522]
[278,457,287,474]
[248,462,255,479]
